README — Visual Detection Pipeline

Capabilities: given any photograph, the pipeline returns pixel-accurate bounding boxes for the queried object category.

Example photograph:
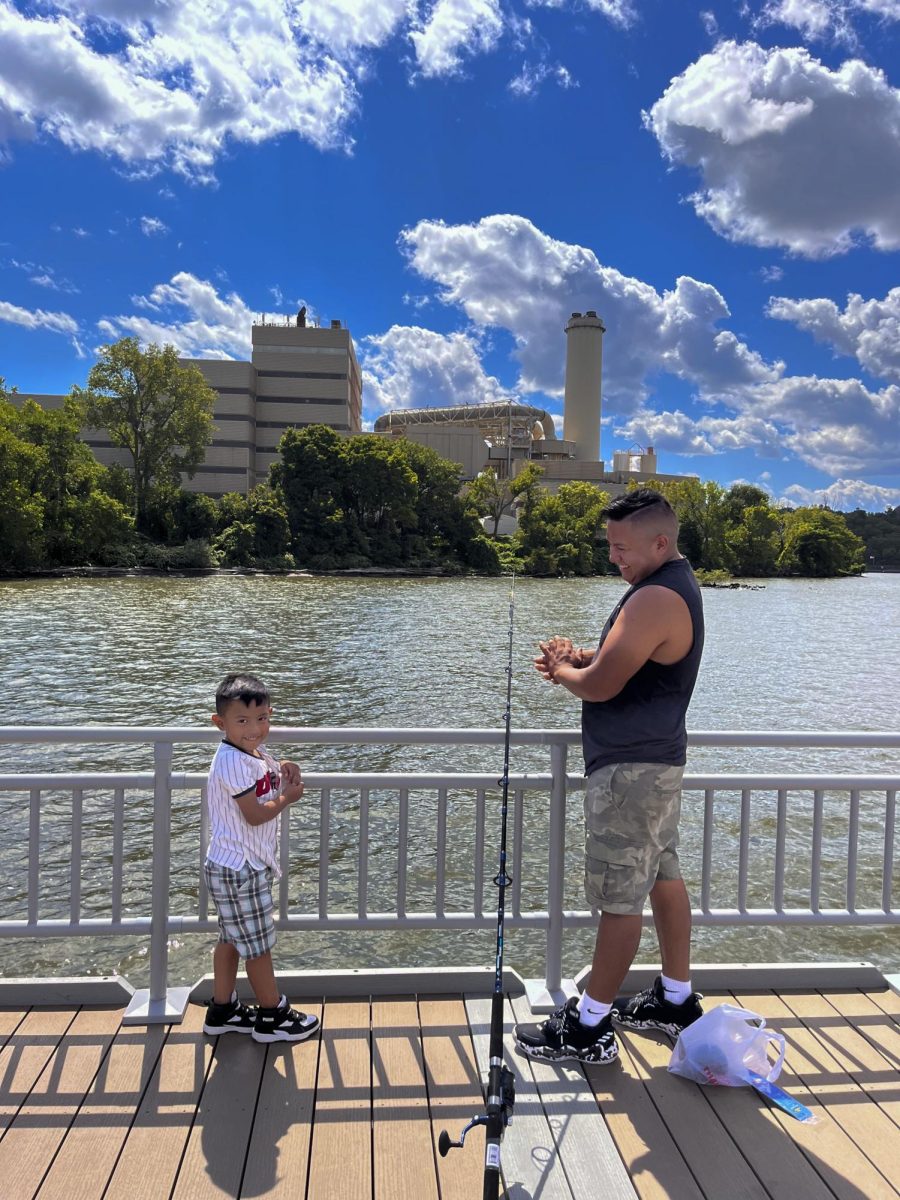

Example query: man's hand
[535,636,581,684]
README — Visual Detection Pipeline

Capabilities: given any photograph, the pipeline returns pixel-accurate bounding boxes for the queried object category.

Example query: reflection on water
[1,572,898,983]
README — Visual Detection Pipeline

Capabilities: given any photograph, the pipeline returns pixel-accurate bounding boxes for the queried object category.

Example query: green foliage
[0,385,133,570]
[74,338,215,534]
[777,508,866,577]
[516,482,611,576]
[464,462,544,536]
[214,487,292,566]
[841,507,900,569]
[269,426,499,572]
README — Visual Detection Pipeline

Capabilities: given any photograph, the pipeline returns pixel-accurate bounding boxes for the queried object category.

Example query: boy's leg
[213,942,240,1005]
[245,951,280,1009]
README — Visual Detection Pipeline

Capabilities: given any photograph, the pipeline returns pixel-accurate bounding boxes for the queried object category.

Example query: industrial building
[375,310,695,499]
[18,314,362,497]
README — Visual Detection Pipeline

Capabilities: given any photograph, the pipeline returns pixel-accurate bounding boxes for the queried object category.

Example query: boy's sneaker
[613,975,703,1038]
[203,995,257,1036]
[252,996,320,1044]
[514,996,618,1065]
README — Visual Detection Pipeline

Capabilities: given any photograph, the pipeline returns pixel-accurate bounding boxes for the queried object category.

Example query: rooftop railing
[0,727,897,1022]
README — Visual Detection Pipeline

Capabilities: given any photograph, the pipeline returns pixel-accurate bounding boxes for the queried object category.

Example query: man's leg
[583,911,643,1004]
[649,876,692,982]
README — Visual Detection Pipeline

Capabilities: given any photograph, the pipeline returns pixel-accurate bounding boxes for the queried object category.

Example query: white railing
[0,726,897,1021]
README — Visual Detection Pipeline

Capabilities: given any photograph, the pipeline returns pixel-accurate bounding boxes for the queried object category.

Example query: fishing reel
[438,1065,516,1156]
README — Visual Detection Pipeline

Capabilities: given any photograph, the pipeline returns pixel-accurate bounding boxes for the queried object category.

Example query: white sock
[577,991,612,1027]
[661,974,692,1005]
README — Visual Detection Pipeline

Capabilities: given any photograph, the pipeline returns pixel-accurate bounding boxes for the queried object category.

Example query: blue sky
[1,0,899,510]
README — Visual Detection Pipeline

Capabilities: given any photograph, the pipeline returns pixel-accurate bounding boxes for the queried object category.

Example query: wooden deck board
[371,997,439,1200]
[171,1020,268,1199]
[103,1003,214,1200]
[2,984,899,1200]
[305,999,372,1200]
[787,990,900,1130]
[466,995,575,1200]
[36,1021,168,1200]
[617,1018,770,1200]
[586,1026,705,1200]
[0,1008,75,1136]
[0,1006,122,1200]
[419,996,487,1200]
[734,989,900,1200]
[508,992,637,1200]
[240,999,323,1199]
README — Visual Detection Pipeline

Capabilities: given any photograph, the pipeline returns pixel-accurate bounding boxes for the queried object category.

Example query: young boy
[202,672,320,1044]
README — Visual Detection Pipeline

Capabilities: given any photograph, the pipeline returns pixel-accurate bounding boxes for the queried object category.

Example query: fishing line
[438,575,517,1200]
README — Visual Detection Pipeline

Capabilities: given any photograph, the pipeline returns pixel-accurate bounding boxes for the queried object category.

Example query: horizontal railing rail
[0,726,897,1021]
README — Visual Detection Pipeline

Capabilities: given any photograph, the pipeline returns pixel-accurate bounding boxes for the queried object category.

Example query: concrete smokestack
[563,310,605,462]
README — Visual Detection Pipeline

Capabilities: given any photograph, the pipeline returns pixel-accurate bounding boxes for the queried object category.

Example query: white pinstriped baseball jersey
[205,740,283,876]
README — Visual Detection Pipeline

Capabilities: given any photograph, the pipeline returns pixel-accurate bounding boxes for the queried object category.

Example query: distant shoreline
[2,566,895,583]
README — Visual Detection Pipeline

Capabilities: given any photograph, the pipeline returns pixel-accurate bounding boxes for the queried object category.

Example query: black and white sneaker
[613,975,703,1038]
[514,997,618,1065]
[203,995,257,1036]
[252,996,320,1044]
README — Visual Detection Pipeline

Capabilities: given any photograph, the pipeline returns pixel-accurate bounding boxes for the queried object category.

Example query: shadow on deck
[0,986,898,1199]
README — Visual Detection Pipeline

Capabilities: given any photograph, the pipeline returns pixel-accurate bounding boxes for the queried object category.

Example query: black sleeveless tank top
[581,557,705,773]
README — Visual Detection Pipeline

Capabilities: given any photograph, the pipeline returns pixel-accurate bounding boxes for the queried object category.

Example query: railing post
[524,740,577,1013]
[123,739,191,1024]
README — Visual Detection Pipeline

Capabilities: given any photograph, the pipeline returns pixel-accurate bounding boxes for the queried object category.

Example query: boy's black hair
[603,488,677,524]
[215,672,271,715]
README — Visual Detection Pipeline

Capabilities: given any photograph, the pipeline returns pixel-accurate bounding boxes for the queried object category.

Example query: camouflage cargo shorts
[583,762,684,915]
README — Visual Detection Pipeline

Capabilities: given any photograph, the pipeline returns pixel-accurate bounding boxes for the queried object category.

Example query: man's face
[604,518,664,585]
[213,699,272,754]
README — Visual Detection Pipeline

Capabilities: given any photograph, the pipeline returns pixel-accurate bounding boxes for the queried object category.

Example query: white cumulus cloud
[760,0,900,44]
[779,478,900,510]
[361,324,512,412]
[410,0,504,78]
[139,215,168,236]
[767,287,900,382]
[98,271,255,358]
[0,297,78,336]
[401,213,781,410]
[644,40,900,257]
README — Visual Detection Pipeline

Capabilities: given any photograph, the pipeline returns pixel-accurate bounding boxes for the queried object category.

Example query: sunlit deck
[1,984,898,1200]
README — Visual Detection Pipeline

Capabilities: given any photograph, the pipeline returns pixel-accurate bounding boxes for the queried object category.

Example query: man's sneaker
[203,995,257,1036]
[514,997,618,1065]
[613,975,703,1038]
[252,996,320,1044]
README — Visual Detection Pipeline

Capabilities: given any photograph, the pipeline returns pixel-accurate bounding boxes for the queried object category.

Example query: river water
[1,572,898,984]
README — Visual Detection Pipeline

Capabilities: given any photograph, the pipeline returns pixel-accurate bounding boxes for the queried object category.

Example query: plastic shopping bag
[668,1003,785,1087]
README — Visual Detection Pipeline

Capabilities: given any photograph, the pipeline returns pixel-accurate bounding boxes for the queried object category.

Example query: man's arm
[544,587,688,702]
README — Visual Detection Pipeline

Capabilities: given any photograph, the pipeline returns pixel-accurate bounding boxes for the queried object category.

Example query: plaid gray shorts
[204,860,276,959]
[584,762,684,916]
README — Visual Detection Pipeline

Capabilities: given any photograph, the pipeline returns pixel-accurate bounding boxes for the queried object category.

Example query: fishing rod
[439,576,517,1200]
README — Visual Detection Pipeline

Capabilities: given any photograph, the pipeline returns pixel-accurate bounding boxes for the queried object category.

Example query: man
[514,488,705,1065]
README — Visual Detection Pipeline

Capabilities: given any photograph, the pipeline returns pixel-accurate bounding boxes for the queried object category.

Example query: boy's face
[212,699,272,754]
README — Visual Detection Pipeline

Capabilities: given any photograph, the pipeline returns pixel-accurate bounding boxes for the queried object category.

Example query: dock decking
[0,986,898,1200]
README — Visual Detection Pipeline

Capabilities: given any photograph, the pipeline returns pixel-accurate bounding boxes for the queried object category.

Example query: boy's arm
[232,776,304,825]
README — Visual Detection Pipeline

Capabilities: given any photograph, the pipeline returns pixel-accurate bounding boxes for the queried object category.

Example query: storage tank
[563,310,605,461]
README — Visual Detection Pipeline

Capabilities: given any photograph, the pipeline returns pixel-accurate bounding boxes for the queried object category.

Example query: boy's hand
[281,760,302,786]
[281,777,305,806]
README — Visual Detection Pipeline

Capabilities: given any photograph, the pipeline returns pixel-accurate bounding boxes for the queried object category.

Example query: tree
[517,482,610,576]
[636,478,733,571]
[74,338,215,534]
[464,462,544,536]
[0,386,133,568]
[777,508,866,577]
[727,504,781,576]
